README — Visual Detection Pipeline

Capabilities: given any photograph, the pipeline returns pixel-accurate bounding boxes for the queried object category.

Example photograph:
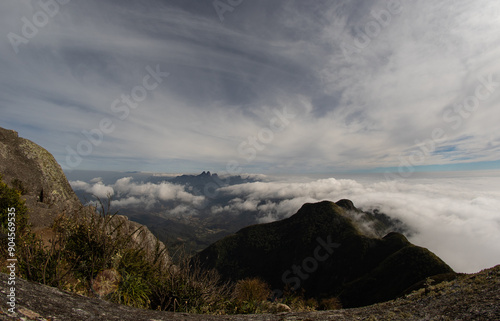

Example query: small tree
[0,175,29,237]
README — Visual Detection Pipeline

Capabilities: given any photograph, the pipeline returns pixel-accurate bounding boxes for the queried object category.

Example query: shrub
[148,255,231,313]
[1,189,236,314]
[319,297,342,310]
[0,175,29,237]
[92,268,121,297]
[233,278,271,303]
[111,270,151,308]
[273,287,319,312]
[64,222,110,280]
[16,232,63,286]
[305,298,319,310]
[10,178,28,195]
[116,248,153,279]
[62,197,141,284]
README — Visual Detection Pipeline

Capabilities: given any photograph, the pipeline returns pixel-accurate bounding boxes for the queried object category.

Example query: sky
[1,0,500,174]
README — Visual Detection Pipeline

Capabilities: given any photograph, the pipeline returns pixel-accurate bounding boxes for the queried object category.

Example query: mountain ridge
[196,200,454,308]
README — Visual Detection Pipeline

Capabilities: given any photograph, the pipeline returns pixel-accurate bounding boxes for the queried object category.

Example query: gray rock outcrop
[0,126,168,260]
[0,127,81,229]
[1,265,499,320]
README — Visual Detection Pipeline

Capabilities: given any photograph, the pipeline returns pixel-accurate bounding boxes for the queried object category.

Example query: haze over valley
[68,169,500,274]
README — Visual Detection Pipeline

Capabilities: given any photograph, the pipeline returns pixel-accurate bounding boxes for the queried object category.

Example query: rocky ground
[0,265,498,321]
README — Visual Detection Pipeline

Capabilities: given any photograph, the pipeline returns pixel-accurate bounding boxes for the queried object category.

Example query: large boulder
[0,126,168,261]
[0,127,81,229]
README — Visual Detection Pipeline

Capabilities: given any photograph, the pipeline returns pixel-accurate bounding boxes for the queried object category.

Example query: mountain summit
[196,200,454,308]
[0,126,169,269]
[0,127,81,229]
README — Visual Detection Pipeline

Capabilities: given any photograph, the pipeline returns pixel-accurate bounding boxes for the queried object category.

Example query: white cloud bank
[70,177,206,211]
[71,171,500,273]
[215,172,500,274]
[69,180,115,199]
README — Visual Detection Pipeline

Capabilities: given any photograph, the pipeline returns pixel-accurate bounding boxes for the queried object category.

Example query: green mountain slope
[196,200,454,308]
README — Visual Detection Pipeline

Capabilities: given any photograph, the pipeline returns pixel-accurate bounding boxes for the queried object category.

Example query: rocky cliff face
[0,126,168,258]
[0,127,80,229]
[110,214,169,261]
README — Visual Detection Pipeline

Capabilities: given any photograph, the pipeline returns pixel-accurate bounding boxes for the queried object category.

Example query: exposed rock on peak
[110,214,169,262]
[0,126,168,259]
[0,127,81,229]
[335,199,357,211]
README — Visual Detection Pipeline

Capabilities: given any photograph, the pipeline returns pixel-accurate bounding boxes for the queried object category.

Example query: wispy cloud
[1,1,499,172]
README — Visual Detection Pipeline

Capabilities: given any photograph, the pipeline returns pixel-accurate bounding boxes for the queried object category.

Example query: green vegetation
[233,278,270,303]
[0,175,455,314]
[0,182,303,314]
[22,204,231,312]
[230,278,271,314]
[10,178,28,195]
[196,200,455,308]
[0,174,29,238]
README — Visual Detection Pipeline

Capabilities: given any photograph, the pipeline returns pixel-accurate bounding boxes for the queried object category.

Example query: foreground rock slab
[1,265,499,321]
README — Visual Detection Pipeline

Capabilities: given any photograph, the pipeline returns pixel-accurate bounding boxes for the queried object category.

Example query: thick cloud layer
[71,171,500,273]
[218,175,500,273]
[221,173,500,273]
[70,177,205,211]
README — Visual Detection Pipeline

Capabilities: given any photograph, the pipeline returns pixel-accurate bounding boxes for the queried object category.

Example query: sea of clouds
[70,171,500,273]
